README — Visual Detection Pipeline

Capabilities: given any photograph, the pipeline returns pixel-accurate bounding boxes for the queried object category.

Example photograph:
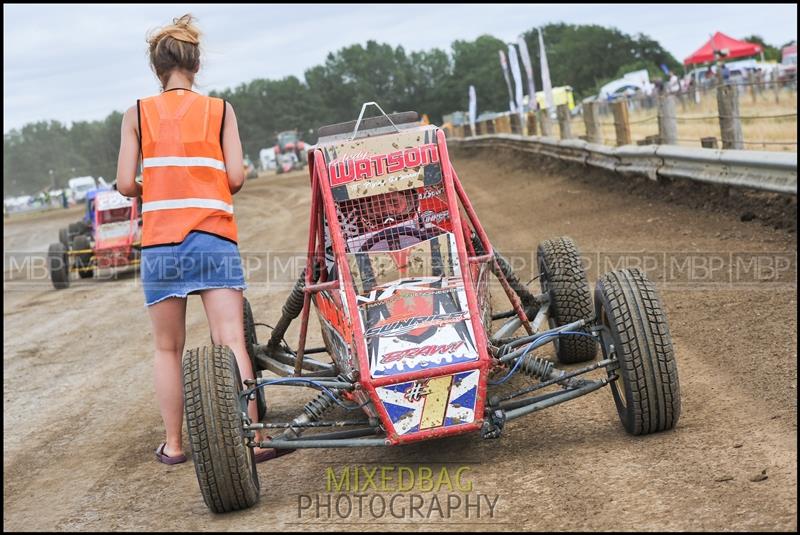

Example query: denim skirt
[141,231,247,306]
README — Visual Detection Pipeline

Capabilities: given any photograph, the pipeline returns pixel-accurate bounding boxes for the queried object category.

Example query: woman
[116,14,277,465]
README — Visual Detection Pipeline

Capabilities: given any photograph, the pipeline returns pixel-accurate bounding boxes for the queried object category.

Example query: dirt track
[3,153,797,531]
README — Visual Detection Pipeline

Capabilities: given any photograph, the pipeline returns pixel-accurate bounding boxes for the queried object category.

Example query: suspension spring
[513,354,555,381]
[267,263,321,349]
[283,374,353,439]
[303,389,339,420]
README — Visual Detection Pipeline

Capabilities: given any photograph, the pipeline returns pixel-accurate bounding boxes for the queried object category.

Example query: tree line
[11,22,762,196]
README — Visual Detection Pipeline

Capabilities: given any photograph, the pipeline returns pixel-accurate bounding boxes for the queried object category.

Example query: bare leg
[148,297,187,458]
[200,288,266,448]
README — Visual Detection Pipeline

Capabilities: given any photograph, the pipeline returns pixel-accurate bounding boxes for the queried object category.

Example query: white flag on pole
[517,35,537,110]
[498,50,516,114]
[507,44,525,130]
[538,28,555,118]
[468,85,477,136]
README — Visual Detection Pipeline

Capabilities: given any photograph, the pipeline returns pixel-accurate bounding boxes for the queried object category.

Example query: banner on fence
[468,85,477,137]
[498,50,516,114]
[517,35,537,111]
[538,28,555,118]
[507,43,526,131]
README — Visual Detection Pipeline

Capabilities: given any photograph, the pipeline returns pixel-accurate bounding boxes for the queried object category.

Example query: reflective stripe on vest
[142,198,234,213]
[143,156,226,171]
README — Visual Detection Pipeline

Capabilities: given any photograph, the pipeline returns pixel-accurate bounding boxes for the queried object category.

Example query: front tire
[595,268,681,435]
[48,242,70,289]
[183,345,260,513]
[537,237,597,363]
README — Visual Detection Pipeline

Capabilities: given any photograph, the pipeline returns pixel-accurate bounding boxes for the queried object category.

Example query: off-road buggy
[182,103,681,513]
[47,189,142,289]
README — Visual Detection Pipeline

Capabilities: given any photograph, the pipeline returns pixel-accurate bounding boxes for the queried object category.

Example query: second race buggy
[182,103,681,513]
[48,189,142,288]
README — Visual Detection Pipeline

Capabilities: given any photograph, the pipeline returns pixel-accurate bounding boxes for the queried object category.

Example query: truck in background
[68,176,98,202]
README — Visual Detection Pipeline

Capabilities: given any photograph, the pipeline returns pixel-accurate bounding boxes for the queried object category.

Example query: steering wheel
[358,225,429,253]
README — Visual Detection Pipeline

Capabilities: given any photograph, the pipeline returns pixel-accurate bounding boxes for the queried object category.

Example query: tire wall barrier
[449,132,797,195]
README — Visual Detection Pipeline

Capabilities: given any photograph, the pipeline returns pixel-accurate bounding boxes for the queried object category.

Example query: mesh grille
[335,182,451,254]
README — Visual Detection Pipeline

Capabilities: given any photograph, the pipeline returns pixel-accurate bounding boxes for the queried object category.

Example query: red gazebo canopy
[683,32,762,65]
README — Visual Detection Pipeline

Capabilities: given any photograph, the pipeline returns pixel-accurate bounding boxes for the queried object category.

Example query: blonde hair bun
[146,13,202,87]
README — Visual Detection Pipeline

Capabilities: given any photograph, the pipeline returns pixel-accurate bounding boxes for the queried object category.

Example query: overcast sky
[3,3,797,133]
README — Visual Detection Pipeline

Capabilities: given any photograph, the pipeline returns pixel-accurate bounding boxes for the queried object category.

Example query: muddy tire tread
[596,268,681,435]
[183,345,259,514]
[538,236,597,363]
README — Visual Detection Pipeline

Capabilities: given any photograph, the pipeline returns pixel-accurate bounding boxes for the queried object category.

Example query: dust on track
[3,158,796,531]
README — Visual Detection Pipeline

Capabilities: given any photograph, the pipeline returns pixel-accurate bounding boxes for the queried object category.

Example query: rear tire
[243,298,267,422]
[183,345,260,514]
[537,236,597,363]
[68,221,89,237]
[48,242,70,289]
[59,227,69,247]
[595,268,681,435]
[73,235,94,279]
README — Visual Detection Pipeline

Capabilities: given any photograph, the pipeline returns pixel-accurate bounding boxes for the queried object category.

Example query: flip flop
[155,443,187,465]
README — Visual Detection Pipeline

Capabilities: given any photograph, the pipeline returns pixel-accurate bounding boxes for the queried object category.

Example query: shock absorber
[280,374,352,439]
[267,264,320,350]
[302,389,339,421]
[515,354,556,381]
[496,341,558,381]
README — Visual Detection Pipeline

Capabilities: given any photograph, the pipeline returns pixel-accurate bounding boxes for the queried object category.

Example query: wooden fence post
[611,100,631,146]
[774,77,780,104]
[717,84,743,150]
[526,111,538,136]
[583,101,602,144]
[538,109,553,137]
[556,104,572,140]
[748,71,757,104]
[657,94,678,145]
[510,113,521,135]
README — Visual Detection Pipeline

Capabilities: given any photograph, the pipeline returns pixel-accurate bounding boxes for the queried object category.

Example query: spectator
[668,71,680,93]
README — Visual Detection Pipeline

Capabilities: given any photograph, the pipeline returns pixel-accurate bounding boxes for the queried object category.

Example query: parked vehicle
[259,147,277,171]
[779,42,797,82]
[67,176,99,202]
[598,69,653,100]
[526,86,576,111]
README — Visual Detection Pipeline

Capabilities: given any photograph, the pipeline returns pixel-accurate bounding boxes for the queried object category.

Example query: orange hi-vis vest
[139,89,237,247]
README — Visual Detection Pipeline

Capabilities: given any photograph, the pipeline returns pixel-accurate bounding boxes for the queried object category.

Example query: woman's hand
[222,101,245,194]
[116,105,142,198]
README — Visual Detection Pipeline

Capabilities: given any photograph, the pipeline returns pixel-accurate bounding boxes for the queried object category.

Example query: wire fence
[585,77,798,151]
[448,75,797,152]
